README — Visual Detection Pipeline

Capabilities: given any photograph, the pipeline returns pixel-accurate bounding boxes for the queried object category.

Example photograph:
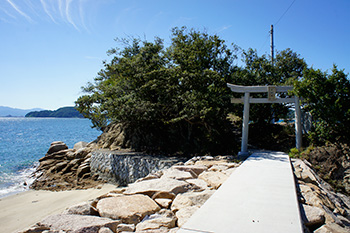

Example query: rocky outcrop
[31,142,184,190]
[30,141,103,191]
[293,158,350,232]
[22,155,238,232]
[303,143,350,195]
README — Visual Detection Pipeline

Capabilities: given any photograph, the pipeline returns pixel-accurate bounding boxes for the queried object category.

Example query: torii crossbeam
[227,83,302,156]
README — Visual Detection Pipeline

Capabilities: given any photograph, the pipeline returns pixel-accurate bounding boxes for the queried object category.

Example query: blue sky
[0,0,349,110]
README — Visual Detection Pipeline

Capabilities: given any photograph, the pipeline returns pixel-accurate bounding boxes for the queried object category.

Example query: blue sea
[0,117,101,198]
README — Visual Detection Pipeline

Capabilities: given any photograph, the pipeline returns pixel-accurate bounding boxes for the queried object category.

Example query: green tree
[76,27,239,154]
[294,65,350,144]
[231,48,306,123]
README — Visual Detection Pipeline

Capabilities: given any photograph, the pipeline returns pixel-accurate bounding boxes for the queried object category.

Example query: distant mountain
[0,106,44,117]
[25,106,84,118]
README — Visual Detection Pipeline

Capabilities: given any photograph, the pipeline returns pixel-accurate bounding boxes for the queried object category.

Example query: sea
[0,117,101,198]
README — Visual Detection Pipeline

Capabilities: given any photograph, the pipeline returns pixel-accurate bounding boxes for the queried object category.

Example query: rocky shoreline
[24,152,239,232]
[24,140,350,232]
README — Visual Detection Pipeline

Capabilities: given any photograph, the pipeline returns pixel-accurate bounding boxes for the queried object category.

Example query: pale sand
[0,184,117,233]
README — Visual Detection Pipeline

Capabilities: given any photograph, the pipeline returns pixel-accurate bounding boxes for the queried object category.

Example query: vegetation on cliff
[26,107,83,118]
[76,26,349,155]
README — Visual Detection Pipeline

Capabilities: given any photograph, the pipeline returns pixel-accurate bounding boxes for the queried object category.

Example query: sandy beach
[0,184,117,233]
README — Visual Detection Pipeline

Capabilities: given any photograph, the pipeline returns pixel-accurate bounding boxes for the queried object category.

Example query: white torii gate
[227,83,302,156]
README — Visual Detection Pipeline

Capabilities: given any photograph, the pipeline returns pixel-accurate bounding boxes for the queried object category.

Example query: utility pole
[270,25,274,66]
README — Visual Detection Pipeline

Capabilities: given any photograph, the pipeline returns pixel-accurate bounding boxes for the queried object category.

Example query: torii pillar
[227,83,302,156]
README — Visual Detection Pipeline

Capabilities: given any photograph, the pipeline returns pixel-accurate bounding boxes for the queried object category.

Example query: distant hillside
[25,107,84,118]
[0,106,44,117]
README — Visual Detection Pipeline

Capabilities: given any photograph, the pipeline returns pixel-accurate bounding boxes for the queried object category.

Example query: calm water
[0,117,101,198]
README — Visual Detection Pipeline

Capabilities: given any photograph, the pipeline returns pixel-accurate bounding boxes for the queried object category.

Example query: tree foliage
[231,48,306,123]
[76,27,239,154]
[294,66,350,144]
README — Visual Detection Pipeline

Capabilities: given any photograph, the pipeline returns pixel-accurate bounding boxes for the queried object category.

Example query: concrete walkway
[178,151,303,233]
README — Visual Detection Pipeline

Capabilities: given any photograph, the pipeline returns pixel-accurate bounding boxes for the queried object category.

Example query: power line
[259,0,297,54]
[275,0,297,26]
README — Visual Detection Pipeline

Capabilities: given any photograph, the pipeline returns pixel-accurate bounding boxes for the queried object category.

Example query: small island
[25,106,83,118]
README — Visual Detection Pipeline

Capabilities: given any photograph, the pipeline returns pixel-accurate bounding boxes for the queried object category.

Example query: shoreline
[0,184,117,233]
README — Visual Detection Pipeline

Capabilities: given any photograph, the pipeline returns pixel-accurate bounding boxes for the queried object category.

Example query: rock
[223,167,237,176]
[302,204,326,228]
[135,227,169,233]
[99,227,114,233]
[293,159,318,184]
[75,148,90,159]
[208,164,229,172]
[161,168,195,180]
[37,214,120,232]
[74,141,88,150]
[175,206,199,227]
[96,194,161,224]
[155,198,172,208]
[185,178,209,191]
[152,191,176,200]
[52,160,69,173]
[168,227,180,233]
[63,202,98,216]
[172,165,207,176]
[46,141,68,155]
[194,160,229,168]
[117,223,135,232]
[136,173,161,183]
[198,171,228,189]
[300,184,335,210]
[20,225,50,233]
[171,189,215,212]
[77,164,91,178]
[135,212,176,231]
[124,178,192,196]
[314,222,350,233]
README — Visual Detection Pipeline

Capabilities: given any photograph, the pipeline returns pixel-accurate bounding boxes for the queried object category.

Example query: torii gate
[227,83,302,156]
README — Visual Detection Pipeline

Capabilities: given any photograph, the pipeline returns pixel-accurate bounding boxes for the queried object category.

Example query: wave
[0,163,38,199]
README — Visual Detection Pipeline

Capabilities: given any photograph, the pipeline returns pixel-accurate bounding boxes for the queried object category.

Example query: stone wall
[90,150,185,186]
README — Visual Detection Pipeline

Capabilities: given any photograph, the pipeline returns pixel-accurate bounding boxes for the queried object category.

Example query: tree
[231,48,306,124]
[294,65,350,144]
[76,27,239,154]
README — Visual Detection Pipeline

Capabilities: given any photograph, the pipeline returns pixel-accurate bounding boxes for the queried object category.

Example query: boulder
[46,141,68,155]
[302,204,326,228]
[194,160,230,168]
[124,178,192,196]
[135,211,176,231]
[175,206,199,227]
[161,168,195,180]
[293,159,318,184]
[117,223,135,232]
[99,227,114,233]
[63,202,98,216]
[198,171,228,189]
[155,198,172,208]
[96,194,161,224]
[172,165,207,176]
[314,223,350,233]
[37,214,120,232]
[300,184,335,210]
[152,191,176,200]
[185,178,209,191]
[74,141,88,150]
[171,189,215,212]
